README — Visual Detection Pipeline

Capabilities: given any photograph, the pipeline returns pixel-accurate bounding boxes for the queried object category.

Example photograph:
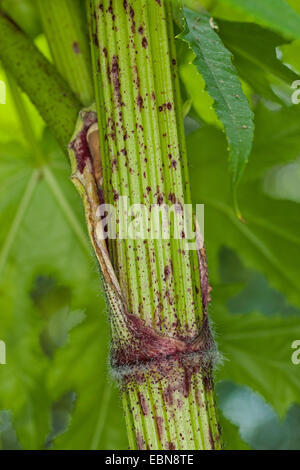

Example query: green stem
[36,0,94,106]
[0,11,81,148]
[88,0,221,450]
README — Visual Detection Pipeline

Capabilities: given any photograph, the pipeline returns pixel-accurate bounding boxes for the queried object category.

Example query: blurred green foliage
[0,0,300,450]
[0,0,42,38]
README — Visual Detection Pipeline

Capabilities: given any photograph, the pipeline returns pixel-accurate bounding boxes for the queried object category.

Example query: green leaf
[0,410,21,450]
[263,160,300,204]
[188,104,300,416]
[218,382,300,449]
[286,0,300,15]
[247,103,300,178]
[180,8,254,188]
[179,47,220,127]
[217,20,299,102]
[217,412,251,450]
[213,284,300,416]
[281,39,300,78]
[0,141,52,449]
[217,0,300,40]
[0,132,126,449]
[47,315,128,450]
[189,104,300,307]
[219,247,300,317]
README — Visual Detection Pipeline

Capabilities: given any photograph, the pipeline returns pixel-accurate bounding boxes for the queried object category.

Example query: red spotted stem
[87,0,222,450]
[0,2,222,451]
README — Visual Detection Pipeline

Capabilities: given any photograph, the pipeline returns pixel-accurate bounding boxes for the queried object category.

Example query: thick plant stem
[88,0,221,449]
[0,12,81,148]
[36,0,94,106]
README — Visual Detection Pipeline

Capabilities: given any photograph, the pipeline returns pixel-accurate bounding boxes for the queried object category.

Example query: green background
[0,0,300,450]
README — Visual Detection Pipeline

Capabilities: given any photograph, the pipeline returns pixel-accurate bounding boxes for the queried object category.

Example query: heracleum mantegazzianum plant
[0,0,222,450]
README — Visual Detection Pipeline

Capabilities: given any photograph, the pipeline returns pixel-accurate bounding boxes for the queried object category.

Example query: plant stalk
[87,0,222,450]
[36,0,94,106]
[0,11,81,148]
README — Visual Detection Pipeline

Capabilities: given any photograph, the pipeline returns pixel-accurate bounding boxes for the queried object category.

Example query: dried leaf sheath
[68,0,223,450]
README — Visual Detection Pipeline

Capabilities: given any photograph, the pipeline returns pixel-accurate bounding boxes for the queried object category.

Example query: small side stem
[36,0,94,106]
[0,11,81,148]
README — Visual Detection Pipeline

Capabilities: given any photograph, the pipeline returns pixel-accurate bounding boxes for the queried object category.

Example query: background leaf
[187,102,300,417]
[213,285,300,416]
[0,130,127,449]
[218,381,300,449]
[180,8,254,187]
[217,20,299,103]
[188,104,300,308]
[217,0,300,39]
